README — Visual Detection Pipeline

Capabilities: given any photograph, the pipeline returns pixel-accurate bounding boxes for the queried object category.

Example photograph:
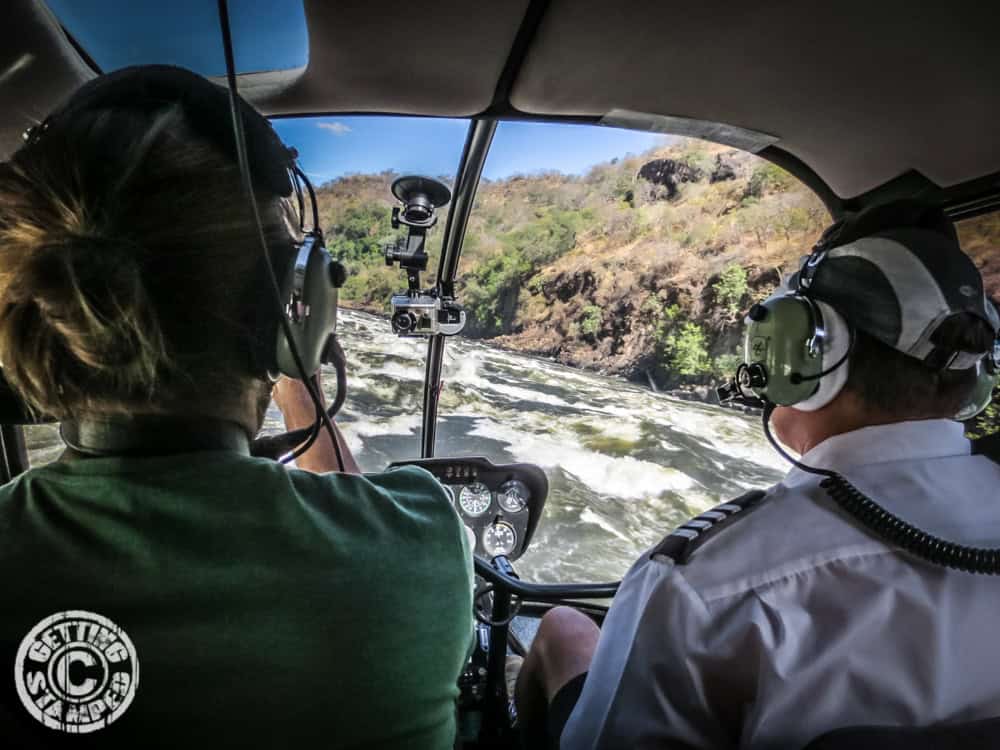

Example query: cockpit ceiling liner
[247,0,530,117]
[2,0,998,200]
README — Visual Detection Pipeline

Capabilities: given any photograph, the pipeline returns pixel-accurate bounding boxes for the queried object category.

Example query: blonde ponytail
[0,105,296,421]
[0,234,167,416]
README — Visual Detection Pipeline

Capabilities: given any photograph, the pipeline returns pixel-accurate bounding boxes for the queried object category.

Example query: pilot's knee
[535,607,599,664]
[533,607,599,700]
[537,606,598,645]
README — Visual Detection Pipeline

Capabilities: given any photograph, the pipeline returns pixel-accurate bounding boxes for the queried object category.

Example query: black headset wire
[279,398,325,464]
[761,402,1000,574]
[216,0,344,472]
[279,344,349,463]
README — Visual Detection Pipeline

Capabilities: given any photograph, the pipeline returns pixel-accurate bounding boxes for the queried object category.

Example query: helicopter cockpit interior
[0,0,997,747]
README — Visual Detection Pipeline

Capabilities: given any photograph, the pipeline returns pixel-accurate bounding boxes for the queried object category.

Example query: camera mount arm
[383,175,467,338]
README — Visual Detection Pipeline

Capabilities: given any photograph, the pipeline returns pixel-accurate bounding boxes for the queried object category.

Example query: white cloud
[316,121,352,136]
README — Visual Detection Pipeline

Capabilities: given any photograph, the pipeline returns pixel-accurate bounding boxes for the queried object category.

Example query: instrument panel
[386,456,548,561]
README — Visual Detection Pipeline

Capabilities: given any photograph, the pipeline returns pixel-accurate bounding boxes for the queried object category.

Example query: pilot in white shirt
[513,200,1000,749]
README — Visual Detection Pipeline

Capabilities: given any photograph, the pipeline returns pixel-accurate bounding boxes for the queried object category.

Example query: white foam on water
[467,418,698,499]
[571,418,643,442]
[603,395,789,474]
[369,360,426,382]
[337,412,422,457]
[337,310,788,477]
[579,508,631,543]
[442,352,579,410]
[348,412,422,439]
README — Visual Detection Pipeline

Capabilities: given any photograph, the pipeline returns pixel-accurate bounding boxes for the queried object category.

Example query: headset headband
[23,65,294,198]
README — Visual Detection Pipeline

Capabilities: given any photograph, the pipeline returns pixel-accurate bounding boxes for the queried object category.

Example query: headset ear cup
[794,301,851,412]
[954,357,999,421]
[274,235,340,378]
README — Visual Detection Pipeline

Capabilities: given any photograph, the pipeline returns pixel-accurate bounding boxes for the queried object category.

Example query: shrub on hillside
[663,322,712,377]
[712,353,743,380]
[746,162,795,198]
[713,264,749,316]
[340,263,399,309]
[580,305,603,337]
[502,208,593,265]
[463,251,531,336]
[326,203,400,261]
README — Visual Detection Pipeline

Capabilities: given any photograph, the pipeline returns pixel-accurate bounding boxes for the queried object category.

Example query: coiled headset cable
[761,403,1000,575]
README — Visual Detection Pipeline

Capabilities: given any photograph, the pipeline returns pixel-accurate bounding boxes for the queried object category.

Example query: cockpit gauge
[498,480,529,513]
[459,482,492,517]
[482,520,517,558]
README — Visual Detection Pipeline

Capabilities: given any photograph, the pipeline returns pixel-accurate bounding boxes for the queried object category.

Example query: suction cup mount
[391,176,451,228]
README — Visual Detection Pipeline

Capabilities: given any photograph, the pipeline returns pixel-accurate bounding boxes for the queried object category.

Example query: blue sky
[272,117,671,185]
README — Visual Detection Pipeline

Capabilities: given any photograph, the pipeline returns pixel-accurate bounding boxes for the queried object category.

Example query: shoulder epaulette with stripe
[649,489,768,564]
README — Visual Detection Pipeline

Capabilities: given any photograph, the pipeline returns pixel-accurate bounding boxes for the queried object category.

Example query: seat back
[803,717,1000,750]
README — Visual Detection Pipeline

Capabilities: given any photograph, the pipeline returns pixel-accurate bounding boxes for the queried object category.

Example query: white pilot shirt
[561,419,1000,750]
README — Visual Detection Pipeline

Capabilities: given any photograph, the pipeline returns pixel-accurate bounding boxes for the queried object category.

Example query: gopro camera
[390,293,466,337]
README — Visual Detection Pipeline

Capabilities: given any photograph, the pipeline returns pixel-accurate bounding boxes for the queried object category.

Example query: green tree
[580,305,603,337]
[326,203,399,262]
[712,353,743,380]
[746,162,794,198]
[713,264,748,316]
[663,322,711,377]
[463,251,531,335]
[501,208,592,266]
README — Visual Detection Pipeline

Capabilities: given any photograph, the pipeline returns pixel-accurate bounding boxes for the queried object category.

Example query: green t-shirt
[0,452,473,748]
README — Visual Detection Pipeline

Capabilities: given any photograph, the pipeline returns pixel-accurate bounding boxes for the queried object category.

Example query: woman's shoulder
[290,465,473,594]
[289,463,449,505]
[288,463,466,545]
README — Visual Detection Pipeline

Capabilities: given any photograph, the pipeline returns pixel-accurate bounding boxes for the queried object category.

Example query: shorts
[547,672,588,746]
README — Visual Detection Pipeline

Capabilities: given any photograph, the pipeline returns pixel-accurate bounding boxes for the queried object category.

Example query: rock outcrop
[636,158,703,199]
[709,154,737,183]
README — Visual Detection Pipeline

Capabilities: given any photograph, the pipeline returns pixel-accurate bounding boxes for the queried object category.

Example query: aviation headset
[20,65,347,382]
[734,218,1000,420]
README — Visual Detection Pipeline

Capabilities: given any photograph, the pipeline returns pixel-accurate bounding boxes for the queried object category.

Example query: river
[22,309,788,584]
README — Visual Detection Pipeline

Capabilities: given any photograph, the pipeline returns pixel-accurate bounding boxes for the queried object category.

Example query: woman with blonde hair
[0,65,471,748]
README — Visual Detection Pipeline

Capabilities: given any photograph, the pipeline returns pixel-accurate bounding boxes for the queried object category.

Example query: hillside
[314,139,999,436]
